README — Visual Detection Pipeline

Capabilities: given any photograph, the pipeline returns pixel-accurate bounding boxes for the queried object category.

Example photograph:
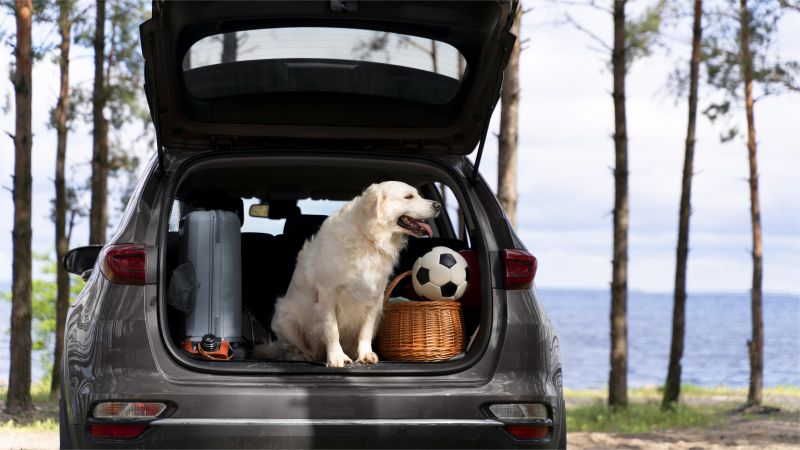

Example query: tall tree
[221,31,238,63]
[51,0,77,399]
[663,0,703,410]
[608,0,629,409]
[738,0,763,407]
[703,0,797,408]
[6,0,35,415]
[85,0,149,238]
[498,5,522,228]
[560,0,665,408]
[89,0,108,245]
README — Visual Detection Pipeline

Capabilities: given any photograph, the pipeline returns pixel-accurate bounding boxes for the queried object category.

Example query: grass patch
[565,384,800,433]
[567,400,723,433]
[565,384,800,401]
[0,380,57,406]
[0,380,59,431]
[0,418,59,432]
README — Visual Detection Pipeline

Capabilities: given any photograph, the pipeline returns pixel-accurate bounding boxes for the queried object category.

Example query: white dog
[255,181,441,367]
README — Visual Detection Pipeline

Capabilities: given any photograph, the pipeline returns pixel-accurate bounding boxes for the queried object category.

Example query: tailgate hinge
[215,139,234,152]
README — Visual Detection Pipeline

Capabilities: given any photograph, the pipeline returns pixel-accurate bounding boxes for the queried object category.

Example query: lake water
[1,289,798,388]
[538,289,800,389]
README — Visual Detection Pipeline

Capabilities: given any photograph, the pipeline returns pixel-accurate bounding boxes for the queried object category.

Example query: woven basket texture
[376,271,465,362]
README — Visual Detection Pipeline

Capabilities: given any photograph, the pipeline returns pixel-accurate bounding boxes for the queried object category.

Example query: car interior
[163,162,482,364]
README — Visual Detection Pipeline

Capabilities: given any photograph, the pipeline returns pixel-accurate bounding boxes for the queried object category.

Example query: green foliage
[105,0,150,130]
[624,0,668,69]
[702,0,798,138]
[2,253,85,378]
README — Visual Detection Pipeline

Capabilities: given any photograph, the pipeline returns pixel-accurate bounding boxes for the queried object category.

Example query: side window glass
[168,199,185,232]
[440,183,470,246]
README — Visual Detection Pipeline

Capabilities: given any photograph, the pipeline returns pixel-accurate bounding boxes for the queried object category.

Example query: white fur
[254,181,440,367]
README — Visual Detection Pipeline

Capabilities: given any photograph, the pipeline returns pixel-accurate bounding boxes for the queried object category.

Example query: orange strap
[192,339,234,361]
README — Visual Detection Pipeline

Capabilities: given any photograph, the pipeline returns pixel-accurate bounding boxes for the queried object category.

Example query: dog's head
[360,181,441,238]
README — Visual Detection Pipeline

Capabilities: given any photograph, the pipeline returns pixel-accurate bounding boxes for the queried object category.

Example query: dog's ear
[363,183,388,225]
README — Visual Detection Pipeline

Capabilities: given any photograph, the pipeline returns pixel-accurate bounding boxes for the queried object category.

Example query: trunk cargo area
[160,154,491,374]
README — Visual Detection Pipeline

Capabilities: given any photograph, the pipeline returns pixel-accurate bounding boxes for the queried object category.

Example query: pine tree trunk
[609,0,629,409]
[90,0,109,245]
[51,2,73,400]
[663,0,703,410]
[430,40,438,74]
[498,6,522,228]
[221,32,238,63]
[739,0,764,407]
[6,0,35,415]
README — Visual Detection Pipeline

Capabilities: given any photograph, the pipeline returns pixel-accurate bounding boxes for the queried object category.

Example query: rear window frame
[180,26,468,106]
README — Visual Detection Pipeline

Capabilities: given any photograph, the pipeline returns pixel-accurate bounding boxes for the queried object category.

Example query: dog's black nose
[432,201,441,211]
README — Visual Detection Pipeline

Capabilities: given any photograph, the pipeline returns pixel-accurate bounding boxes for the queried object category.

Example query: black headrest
[283,215,327,240]
[241,232,273,249]
[267,200,301,219]
[192,193,244,225]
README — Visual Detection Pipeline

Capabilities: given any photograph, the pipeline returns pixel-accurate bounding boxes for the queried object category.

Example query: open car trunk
[159,153,492,374]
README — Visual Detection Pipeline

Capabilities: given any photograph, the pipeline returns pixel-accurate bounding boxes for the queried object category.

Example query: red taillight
[88,423,148,439]
[100,244,146,285]
[503,249,537,290]
[505,424,551,440]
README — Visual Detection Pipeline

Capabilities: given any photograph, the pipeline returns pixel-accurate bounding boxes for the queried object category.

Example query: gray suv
[60,1,564,448]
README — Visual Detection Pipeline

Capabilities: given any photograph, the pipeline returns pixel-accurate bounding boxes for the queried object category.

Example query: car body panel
[139,0,517,154]
[61,153,564,448]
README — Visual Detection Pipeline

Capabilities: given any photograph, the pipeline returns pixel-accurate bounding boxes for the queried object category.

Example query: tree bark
[663,0,703,410]
[90,0,109,245]
[739,0,763,407]
[51,0,73,400]
[609,0,629,409]
[6,0,35,415]
[221,32,238,63]
[498,6,522,228]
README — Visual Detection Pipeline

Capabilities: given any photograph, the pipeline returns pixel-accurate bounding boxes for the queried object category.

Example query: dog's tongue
[419,221,432,237]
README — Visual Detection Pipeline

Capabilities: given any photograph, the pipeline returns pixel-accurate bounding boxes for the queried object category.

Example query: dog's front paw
[327,351,353,368]
[356,352,379,364]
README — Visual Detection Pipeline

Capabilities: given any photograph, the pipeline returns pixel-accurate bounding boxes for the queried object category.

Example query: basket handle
[384,271,412,305]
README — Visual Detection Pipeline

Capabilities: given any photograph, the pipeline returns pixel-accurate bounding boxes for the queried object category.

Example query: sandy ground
[0,431,58,450]
[569,415,800,449]
[566,392,800,450]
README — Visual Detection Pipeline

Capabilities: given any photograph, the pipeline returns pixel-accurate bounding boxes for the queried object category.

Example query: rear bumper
[67,418,562,449]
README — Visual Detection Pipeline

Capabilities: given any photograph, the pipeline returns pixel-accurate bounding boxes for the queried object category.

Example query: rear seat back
[272,214,327,290]
[240,232,277,326]
[240,215,327,327]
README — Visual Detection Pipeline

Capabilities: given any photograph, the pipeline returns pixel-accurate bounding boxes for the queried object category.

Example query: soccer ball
[411,247,470,301]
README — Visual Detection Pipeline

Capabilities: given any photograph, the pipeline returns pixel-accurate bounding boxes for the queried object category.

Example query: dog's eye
[404,194,414,200]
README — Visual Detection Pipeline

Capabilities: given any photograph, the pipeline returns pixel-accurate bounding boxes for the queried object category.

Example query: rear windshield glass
[182,27,466,105]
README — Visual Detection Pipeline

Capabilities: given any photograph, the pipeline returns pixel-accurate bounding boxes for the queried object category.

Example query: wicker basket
[376,271,465,362]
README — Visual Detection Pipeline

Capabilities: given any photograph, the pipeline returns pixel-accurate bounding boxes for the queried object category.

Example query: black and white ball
[411,246,470,301]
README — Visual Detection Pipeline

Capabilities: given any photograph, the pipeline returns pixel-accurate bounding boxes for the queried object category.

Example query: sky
[0,3,798,295]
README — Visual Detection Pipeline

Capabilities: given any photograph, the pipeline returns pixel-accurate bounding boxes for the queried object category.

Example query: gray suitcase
[180,209,242,344]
